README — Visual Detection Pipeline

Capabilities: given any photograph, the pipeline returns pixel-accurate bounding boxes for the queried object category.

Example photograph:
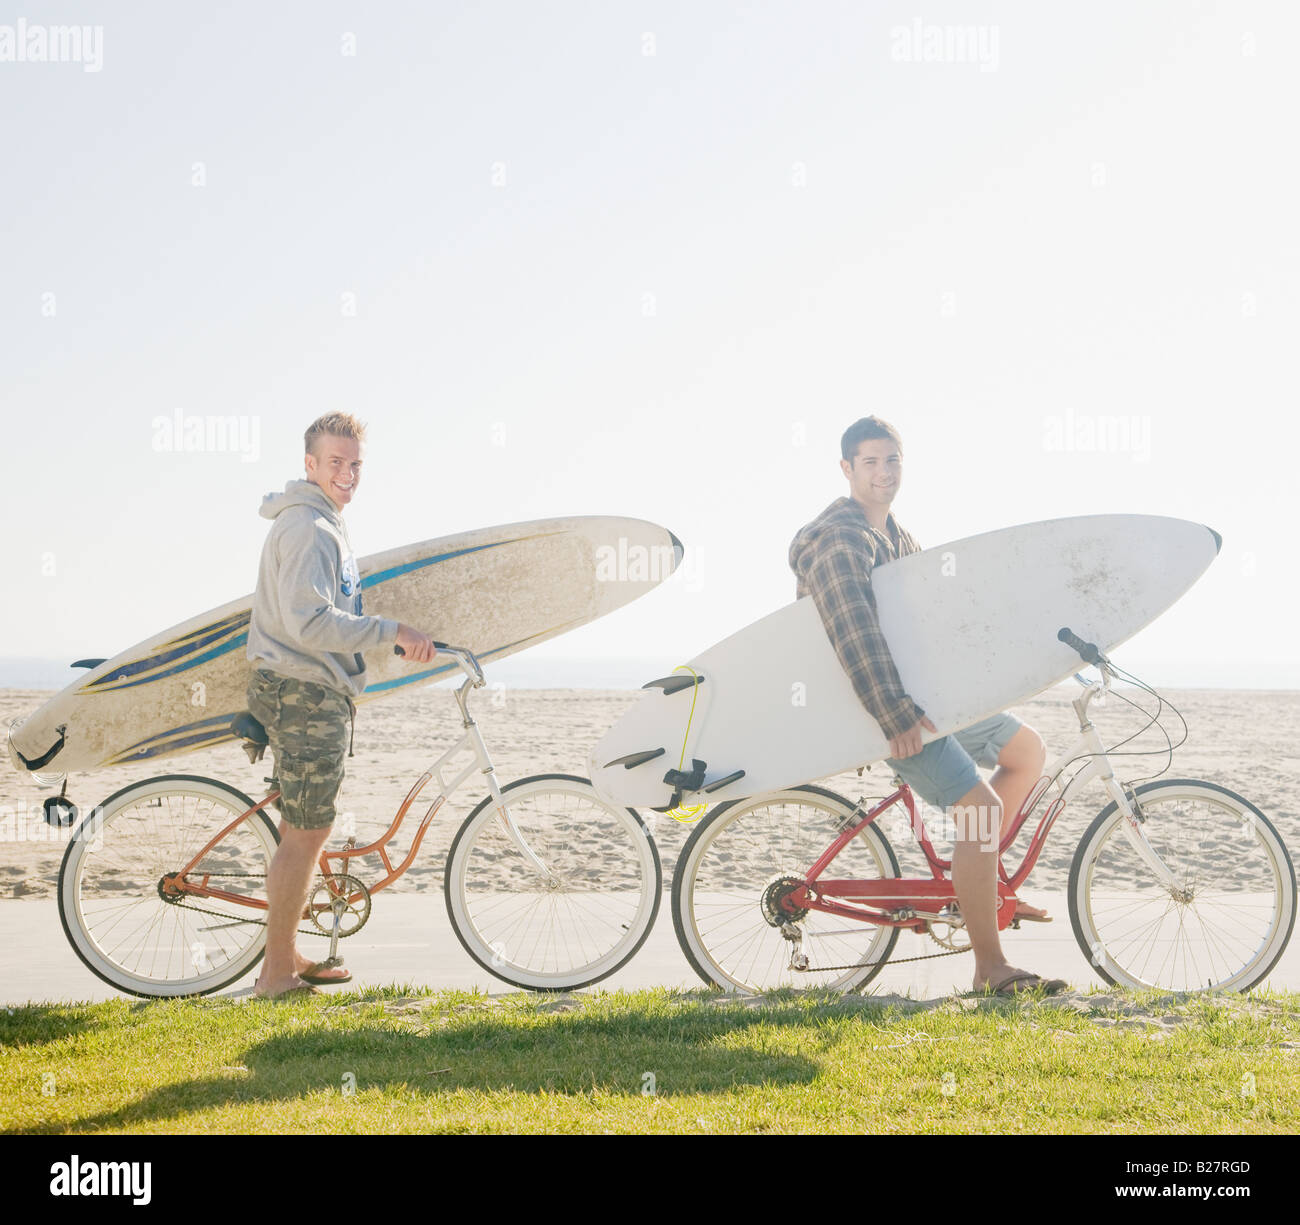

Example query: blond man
[246,414,435,998]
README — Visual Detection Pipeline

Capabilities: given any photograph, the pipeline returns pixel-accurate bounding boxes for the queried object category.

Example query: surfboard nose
[1206,526,1222,553]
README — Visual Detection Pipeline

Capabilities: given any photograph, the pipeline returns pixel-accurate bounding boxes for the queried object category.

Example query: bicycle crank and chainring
[158,872,373,940]
[308,873,372,937]
[759,876,973,973]
[925,905,972,952]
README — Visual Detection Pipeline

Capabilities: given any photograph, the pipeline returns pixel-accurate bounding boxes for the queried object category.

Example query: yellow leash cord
[665,664,707,824]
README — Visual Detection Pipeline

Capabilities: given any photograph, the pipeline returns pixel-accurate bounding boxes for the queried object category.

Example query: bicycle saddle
[230,712,268,745]
[230,712,268,763]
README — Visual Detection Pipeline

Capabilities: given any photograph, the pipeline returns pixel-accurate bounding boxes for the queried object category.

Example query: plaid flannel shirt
[789,497,925,741]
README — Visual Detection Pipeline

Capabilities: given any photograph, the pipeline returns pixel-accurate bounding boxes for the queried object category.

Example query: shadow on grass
[0,1003,102,1049]
[15,998,844,1132]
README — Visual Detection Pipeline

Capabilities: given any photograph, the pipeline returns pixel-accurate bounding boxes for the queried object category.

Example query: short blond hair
[305,413,368,456]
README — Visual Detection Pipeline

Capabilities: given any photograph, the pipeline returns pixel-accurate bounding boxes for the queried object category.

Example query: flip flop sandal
[986,972,1067,997]
[258,983,321,1000]
[299,962,352,986]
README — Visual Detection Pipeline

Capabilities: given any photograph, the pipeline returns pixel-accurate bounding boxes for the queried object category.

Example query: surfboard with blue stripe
[8,518,682,775]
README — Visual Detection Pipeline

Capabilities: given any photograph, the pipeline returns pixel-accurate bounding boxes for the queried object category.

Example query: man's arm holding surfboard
[791,523,936,756]
[275,515,434,662]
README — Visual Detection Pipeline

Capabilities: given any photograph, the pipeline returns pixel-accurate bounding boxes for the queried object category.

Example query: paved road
[4,888,1297,1005]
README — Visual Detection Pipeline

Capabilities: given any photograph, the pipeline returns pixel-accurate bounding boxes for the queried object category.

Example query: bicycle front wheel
[58,775,279,998]
[673,785,901,993]
[444,774,661,990]
[1068,778,1296,992]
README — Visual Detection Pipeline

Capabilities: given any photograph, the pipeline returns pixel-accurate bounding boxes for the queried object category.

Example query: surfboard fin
[702,770,745,793]
[653,762,746,811]
[70,659,107,670]
[603,748,666,770]
[642,674,706,695]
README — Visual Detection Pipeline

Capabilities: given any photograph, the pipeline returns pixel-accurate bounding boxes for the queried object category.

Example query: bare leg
[254,822,335,997]
[988,726,1049,919]
[949,779,1024,991]
[949,778,1061,991]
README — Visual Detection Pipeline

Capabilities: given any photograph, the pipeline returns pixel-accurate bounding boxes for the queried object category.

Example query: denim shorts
[885,712,1023,810]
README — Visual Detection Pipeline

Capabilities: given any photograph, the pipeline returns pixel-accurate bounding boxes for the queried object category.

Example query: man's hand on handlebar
[890,714,938,760]
[394,624,437,664]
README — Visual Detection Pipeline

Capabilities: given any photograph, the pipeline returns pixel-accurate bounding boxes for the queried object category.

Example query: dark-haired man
[789,416,1064,996]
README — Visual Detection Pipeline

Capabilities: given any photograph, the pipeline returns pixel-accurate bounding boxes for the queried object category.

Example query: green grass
[2,986,1298,1134]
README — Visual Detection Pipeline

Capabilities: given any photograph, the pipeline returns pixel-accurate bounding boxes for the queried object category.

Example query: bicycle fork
[466,723,560,888]
[1088,735,1181,892]
[408,714,562,887]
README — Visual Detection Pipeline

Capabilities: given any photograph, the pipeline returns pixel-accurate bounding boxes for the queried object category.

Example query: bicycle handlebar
[1058,627,1104,667]
[1060,627,1116,703]
[393,642,485,686]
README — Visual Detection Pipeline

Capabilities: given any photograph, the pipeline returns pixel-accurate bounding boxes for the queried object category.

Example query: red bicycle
[671,645,1296,994]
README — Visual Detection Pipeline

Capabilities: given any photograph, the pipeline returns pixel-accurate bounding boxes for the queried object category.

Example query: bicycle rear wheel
[58,775,278,998]
[672,785,901,993]
[1068,778,1296,992]
[444,774,661,990]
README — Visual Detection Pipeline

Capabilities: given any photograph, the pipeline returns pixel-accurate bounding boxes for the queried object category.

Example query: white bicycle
[57,645,662,997]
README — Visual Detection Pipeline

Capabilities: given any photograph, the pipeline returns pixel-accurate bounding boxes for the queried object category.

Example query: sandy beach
[2,683,1296,902]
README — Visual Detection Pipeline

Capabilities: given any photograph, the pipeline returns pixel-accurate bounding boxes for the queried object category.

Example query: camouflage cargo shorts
[246,669,354,830]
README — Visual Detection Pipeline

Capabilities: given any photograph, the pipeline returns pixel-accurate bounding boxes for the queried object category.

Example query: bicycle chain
[797,945,972,973]
[180,873,975,967]
[808,811,974,971]
[165,873,352,940]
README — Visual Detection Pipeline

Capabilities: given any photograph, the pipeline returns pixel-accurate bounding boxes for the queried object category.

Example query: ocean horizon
[3,656,1299,694]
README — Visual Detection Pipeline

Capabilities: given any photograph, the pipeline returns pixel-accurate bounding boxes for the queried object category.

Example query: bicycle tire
[672,784,902,993]
[58,774,279,998]
[1068,778,1296,992]
[444,774,661,991]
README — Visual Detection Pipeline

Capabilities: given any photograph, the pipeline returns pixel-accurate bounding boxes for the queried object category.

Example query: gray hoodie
[246,480,399,697]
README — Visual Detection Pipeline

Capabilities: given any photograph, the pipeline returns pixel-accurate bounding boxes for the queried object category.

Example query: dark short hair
[841,416,903,462]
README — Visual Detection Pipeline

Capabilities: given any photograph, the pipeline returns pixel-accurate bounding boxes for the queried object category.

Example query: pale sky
[3,1,1298,689]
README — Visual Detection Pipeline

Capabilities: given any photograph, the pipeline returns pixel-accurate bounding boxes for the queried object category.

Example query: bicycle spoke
[62,780,277,996]
[446,777,660,988]
[675,789,900,992]
[1073,782,1295,992]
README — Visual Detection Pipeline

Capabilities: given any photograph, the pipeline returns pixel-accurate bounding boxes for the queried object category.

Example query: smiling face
[841,436,902,514]
[305,433,363,510]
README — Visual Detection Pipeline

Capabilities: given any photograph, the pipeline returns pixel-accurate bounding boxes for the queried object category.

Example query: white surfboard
[8,516,681,775]
[589,515,1220,810]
